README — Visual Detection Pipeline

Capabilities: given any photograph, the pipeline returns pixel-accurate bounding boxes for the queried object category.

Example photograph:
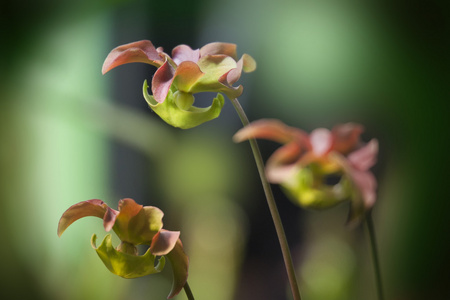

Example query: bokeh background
[0,0,448,299]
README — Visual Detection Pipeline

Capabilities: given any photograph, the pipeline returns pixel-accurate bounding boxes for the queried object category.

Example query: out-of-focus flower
[233,119,378,226]
[58,198,189,298]
[102,40,256,129]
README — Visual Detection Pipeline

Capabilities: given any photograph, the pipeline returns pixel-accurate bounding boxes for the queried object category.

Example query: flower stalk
[230,98,302,300]
[183,282,195,300]
[365,211,384,300]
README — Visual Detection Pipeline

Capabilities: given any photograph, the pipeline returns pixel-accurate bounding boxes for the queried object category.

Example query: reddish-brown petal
[172,45,200,65]
[310,128,333,156]
[152,60,176,103]
[57,199,118,237]
[200,42,237,59]
[331,123,364,154]
[149,230,180,256]
[233,119,307,145]
[102,40,164,74]
[347,139,378,171]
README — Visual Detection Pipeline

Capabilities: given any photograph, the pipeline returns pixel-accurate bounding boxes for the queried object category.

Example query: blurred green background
[0,0,448,299]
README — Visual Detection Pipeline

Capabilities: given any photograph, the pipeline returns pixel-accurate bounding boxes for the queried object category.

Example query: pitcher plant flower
[233,119,378,226]
[57,198,189,298]
[102,40,256,129]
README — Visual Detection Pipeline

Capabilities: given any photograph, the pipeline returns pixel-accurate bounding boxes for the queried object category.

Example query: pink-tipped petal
[57,199,117,237]
[332,123,364,154]
[348,139,379,171]
[172,45,200,65]
[149,230,180,256]
[152,60,176,103]
[310,128,333,156]
[102,40,164,74]
[225,57,243,85]
[200,42,237,59]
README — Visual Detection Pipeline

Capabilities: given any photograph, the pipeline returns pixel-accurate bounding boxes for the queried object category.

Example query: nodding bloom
[57,198,189,298]
[233,119,379,226]
[102,40,256,129]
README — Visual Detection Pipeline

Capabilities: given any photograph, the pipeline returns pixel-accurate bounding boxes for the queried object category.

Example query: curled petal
[348,139,379,171]
[172,45,200,65]
[166,239,189,298]
[152,60,176,103]
[91,234,165,279]
[57,199,118,237]
[144,81,225,129]
[102,40,164,74]
[200,42,237,59]
[150,230,180,256]
[310,128,333,156]
[233,119,308,145]
[114,198,164,245]
[332,123,364,154]
[266,142,304,183]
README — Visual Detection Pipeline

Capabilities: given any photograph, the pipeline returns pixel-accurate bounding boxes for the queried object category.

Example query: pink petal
[166,239,189,298]
[151,60,176,103]
[347,139,379,171]
[200,42,237,59]
[331,123,364,154]
[102,40,164,74]
[172,45,200,65]
[310,128,333,156]
[57,199,118,237]
[149,230,180,256]
[350,169,377,209]
[224,57,243,85]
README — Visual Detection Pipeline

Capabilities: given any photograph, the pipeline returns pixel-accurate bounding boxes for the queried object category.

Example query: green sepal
[143,80,224,129]
[91,234,165,279]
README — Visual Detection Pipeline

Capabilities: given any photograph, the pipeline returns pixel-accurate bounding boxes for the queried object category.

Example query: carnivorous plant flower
[102,40,256,129]
[233,119,378,226]
[57,198,189,298]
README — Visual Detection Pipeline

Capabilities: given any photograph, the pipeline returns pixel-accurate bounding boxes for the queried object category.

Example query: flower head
[233,119,378,226]
[58,198,188,298]
[102,40,256,129]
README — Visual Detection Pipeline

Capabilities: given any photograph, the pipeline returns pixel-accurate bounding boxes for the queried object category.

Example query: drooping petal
[152,60,176,103]
[57,199,118,237]
[347,139,379,171]
[144,81,225,129]
[149,230,180,256]
[350,169,377,209]
[200,42,237,59]
[102,40,164,75]
[331,123,364,154]
[233,119,307,145]
[91,234,165,279]
[172,45,200,65]
[166,239,189,299]
[310,128,333,156]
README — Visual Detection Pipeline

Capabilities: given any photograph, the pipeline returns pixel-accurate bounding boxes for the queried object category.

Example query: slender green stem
[183,281,195,300]
[231,98,302,300]
[365,212,384,300]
